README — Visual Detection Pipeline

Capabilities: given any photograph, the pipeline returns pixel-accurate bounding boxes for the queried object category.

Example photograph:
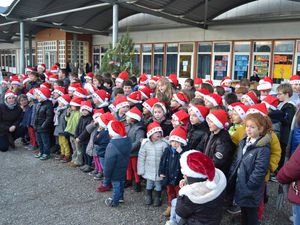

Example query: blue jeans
[100,157,111,187]
[293,204,300,225]
[146,179,162,191]
[169,198,181,224]
[111,180,125,205]
[36,132,50,155]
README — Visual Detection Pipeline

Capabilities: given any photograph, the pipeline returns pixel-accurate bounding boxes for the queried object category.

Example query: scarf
[4,100,17,110]
[53,106,67,126]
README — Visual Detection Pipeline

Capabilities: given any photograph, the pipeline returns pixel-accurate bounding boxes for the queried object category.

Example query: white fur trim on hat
[127,96,142,104]
[189,106,205,122]
[142,102,152,113]
[116,102,130,110]
[257,82,272,91]
[173,94,187,106]
[204,95,218,106]
[290,80,300,85]
[11,80,21,86]
[116,77,124,83]
[169,134,187,146]
[57,96,69,106]
[262,101,276,111]
[26,92,36,100]
[140,91,149,100]
[180,150,208,179]
[53,89,64,96]
[73,91,86,99]
[70,101,81,107]
[246,108,266,116]
[96,117,107,129]
[5,92,17,99]
[84,83,95,93]
[147,126,163,138]
[242,94,254,106]
[34,89,47,100]
[93,93,105,104]
[126,111,141,121]
[80,105,92,113]
[233,105,247,120]
[206,113,224,129]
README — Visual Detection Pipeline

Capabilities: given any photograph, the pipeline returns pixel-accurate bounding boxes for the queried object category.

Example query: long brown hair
[244,113,273,136]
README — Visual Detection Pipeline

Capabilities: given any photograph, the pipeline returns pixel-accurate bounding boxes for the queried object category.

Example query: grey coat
[85,122,98,156]
[137,138,168,181]
[54,107,68,136]
[126,122,145,157]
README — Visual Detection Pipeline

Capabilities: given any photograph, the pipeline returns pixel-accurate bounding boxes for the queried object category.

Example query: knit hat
[26,88,36,100]
[70,97,83,107]
[93,108,105,121]
[53,86,65,96]
[97,112,116,129]
[127,91,142,104]
[220,76,232,86]
[80,100,93,113]
[11,77,21,86]
[172,109,190,126]
[22,75,30,85]
[232,104,250,120]
[206,109,229,129]
[68,82,81,92]
[188,105,210,122]
[152,102,167,114]
[168,74,179,87]
[147,122,163,138]
[50,65,59,73]
[84,83,97,94]
[4,90,17,99]
[247,103,268,116]
[73,87,88,98]
[194,78,203,86]
[34,87,51,100]
[241,91,258,106]
[41,82,52,90]
[169,126,187,146]
[172,92,189,107]
[93,89,110,103]
[115,96,130,110]
[262,95,279,110]
[195,88,210,98]
[85,72,94,80]
[107,120,127,137]
[126,106,142,121]
[139,86,153,99]
[290,74,300,85]
[57,94,71,106]
[142,97,159,112]
[37,63,46,71]
[180,150,217,189]
[205,93,223,106]
[139,73,149,84]
[49,74,58,82]
[116,71,129,83]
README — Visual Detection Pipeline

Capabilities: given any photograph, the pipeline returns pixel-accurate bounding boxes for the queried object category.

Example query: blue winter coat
[93,129,110,157]
[104,137,132,181]
[20,105,33,128]
[229,135,271,207]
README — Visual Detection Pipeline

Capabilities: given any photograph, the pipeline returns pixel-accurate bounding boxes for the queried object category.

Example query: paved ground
[0,144,293,225]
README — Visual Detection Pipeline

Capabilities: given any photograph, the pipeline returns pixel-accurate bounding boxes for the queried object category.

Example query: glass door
[178,43,194,84]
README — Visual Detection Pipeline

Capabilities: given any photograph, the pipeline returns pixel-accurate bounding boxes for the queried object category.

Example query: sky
[0,0,14,7]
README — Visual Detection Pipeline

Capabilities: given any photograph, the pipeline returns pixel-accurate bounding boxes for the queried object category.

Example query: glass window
[213,55,229,80]
[154,44,164,53]
[143,55,151,74]
[180,43,193,52]
[234,42,251,52]
[154,54,164,75]
[198,43,212,52]
[93,46,100,54]
[134,54,140,69]
[253,55,270,77]
[273,54,293,81]
[166,54,177,75]
[214,42,230,52]
[101,46,108,53]
[167,44,178,52]
[197,54,211,78]
[253,41,272,52]
[274,41,294,53]
[134,44,140,53]
[142,44,152,53]
[234,55,249,80]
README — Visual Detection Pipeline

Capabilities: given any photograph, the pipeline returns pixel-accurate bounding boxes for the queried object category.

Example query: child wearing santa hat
[155,77,174,105]
[104,120,132,207]
[124,107,146,192]
[159,126,187,217]
[228,103,249,136]
[170,92,189,113]
[289,74,300,107]
[1,78,10,102]
[166,150,227,225]
[113,96,130,125]
[26,71,41,92]
[137,122,169,206]
[151,102,173,136]
[171,109,189,129]
[142,97,159,126]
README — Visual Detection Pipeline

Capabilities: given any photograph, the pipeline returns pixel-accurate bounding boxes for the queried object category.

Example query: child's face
[171,117,180,128]
[58,71,65,79]
[184,82,193,90]
[170,140,181,149]
[52,82,58,88]
[71,106,77,111]
[92,96,101,105]
[19,98,29,107]
[189,111,200,125]
[36,95,43,102]
[86,78,92,84]
[29,74,37,81]
[195,92,203,99]
[116,81,123,88]
[150,131,162,142]
[93,78,99,87]
[241,98,251,106]
[230,110,242,124]
[68,90,74,96]
[207,118,220,133]
[123,86,132,96]
[52,92,60,99]
[158,84,167,93]
[6,96,16,105]
[149,82,156,90]
[58,101,65,107]
[1,83,8,89]
[153,106,164,121]
[143,107,151,116]
[245,120,262,139]
[81,109,90,116]
[277,91,289,102]
[116,93,124,98]
[260,90,270,97]
[119,106,130,116]
[204,99,214,109]
[170,99,180,109]
[224,81,231,87]
[103,82,111,89]
[292,84,300,93]
[12,84,19,90]
[126,116,134,124]
[236,93,243,100]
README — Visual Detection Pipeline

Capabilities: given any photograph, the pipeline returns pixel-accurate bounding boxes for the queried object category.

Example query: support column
[28,32,33,66]
[112,4,118,48]
[73,33,78,71]
[20,21,25,73]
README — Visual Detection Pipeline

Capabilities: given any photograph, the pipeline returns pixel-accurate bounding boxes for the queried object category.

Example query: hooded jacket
[33,100,54,132]
[126,121,146,157]
[187,122,210,150]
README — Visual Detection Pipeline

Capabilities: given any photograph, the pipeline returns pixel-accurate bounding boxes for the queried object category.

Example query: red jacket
[277,144,300,205]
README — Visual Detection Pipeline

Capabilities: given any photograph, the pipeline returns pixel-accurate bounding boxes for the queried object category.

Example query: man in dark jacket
[33,87,54,160]
[104,121,132,207]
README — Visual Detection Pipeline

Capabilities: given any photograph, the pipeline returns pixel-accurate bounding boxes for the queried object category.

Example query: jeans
[111,180,125,205]
[241,207,259,225]
[146,179,162,191]
[36,132,50,155]
[169,198,181,224]
[293,204,300,225]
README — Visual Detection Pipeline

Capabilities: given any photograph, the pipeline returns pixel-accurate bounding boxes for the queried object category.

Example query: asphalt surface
[0,144,293,225]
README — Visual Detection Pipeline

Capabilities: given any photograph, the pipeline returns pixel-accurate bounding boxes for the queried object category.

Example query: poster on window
[273,54,293,79]
[253,55,269,77]
[234,55,249,80]
[214,55,228,80]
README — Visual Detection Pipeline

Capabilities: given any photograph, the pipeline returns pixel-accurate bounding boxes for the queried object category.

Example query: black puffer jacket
[33,100,54,133]
[75,114,93,144]
[187,122,210,150]
[196,129,235,177]
[0,103,22,136]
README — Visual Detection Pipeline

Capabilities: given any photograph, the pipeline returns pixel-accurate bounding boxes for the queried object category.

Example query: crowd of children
[1,64,300,225]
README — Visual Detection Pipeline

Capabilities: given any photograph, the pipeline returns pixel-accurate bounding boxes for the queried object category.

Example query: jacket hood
[179,169,226,204]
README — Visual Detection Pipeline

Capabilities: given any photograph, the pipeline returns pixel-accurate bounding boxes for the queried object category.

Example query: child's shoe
[145,189,153,205]
[163,206,171,217]
[55,154,64,160]
[80,165,89,171]
[104,198,118,207]
[134,182,142,192]
[34,152,42,158]
[61,156,71,163]
[93,172,104,180]
[153,191,162,207]
[89,170,98,176]
[82,166,93,173]
[96,183,112,192]
[39,154,50,160]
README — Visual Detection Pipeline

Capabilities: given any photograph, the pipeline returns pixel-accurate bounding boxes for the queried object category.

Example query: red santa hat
[247,103,268,116]
[68,82,81,92]
[115,96,130,110]
[80,100,93,113]
[289,74,300,85]
[241,91,258,106]
[73,87,88,99]
[262,95,279,110]
[220,76,232,86]
[125,106,142,121]
[108,102,117,113]
[49,74,58,82]
[168,74,179,87]
[152,102,167,114]
[232,104,250,120]
[57,94,71,106]
[11,77,21,86]
[206,109,229,129]
[127,91,142,104]
[26,88,36,100]
[84,83,97,94]
[107,120,127,137]
[93,89,110,103]
[25,67,34,73]
[172,92,189,107]
[70,97,83,107]
[139,86,153,99]
[257,81,272,91]
[205,93,223,106]
[41,82,52,90]
[92,108,105,121]
[38,63,46,71]
[34,87,51,100]
[195,88,210,98]
[149,76,160,86]
[44,71,52,81]
[147,122,163,138]
[1,77,9,85]
[172,109,190,126]
[188,105,210,122]
[259,76,273,85]
[85,72,94,80]
[169,126,187,146]
[53,86,65,96]
[22,75,30,85]
[142,97,159,112]
[4,90,17,99]
[116,71,129,84]
[204,79,213,86]
[139,73,149,84]
[97,112,116,129]
[227,102,244,111]
[194,78,203,86]
[50,65,59,74]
